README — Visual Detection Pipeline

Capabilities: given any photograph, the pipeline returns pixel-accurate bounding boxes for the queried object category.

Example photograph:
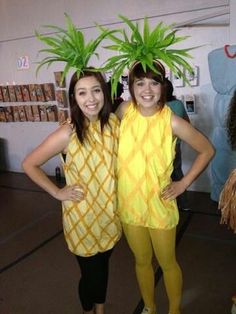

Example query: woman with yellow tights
[98,16,214,313]
[115,61,215,314]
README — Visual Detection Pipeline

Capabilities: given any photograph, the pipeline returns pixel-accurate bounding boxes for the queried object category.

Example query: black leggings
[75,249,113,311]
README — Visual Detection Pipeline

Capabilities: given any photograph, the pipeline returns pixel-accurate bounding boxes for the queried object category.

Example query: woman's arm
[161,114,215,200]
[22,125,85,201]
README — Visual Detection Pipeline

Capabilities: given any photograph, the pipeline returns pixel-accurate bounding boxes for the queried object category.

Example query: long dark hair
[128,61,166,109]
[226,89,236,150]
[68,69,111,143]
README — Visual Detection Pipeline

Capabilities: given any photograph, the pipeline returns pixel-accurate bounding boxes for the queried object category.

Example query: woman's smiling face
[133,77,162,115]
[74,76,104,121]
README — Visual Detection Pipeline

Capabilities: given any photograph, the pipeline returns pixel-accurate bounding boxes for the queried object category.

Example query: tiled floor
[0,172,235,314]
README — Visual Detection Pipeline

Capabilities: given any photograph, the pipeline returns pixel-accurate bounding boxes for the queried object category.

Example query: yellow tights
[122,223,182,314]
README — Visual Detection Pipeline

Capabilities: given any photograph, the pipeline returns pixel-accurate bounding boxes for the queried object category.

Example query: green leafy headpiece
[35,13,114,83]
[98,15,195,97]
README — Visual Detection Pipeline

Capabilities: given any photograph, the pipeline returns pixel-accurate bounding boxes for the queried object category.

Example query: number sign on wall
[17,56,30,70]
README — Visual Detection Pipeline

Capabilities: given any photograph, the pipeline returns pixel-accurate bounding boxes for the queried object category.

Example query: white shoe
[232,303,236,314]
[141,307,156,314]
[182,207,191,211]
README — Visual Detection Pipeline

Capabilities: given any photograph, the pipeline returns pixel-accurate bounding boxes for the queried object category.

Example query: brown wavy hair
[128,61,166,108]
[68,69,111,143]
[226,90,236,150]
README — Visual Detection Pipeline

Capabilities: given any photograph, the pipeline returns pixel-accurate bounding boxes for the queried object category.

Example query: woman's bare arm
[22,124,84,201]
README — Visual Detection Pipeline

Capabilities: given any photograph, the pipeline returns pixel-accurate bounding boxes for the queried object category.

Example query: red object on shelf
[224,45,236,59]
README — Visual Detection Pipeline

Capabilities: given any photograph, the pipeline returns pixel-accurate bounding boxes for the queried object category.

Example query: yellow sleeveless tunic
[61,114,122,256]
[117,103,179,229]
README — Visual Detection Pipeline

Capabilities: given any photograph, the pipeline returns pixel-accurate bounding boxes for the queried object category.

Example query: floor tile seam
[0,229,63,274]
[184,232,236,245]
[180,209,220,217]
[0,210,59,245]
[0,184,47,193]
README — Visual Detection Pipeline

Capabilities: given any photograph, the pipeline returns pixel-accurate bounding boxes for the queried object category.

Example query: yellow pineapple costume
[117,102,178,229]
[61,114,122,256]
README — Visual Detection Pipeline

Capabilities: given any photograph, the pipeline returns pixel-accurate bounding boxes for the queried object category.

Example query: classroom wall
[0,0,231,191]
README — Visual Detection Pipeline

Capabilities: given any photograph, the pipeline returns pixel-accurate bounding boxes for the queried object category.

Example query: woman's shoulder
[163,104,173,114]
[115,100,131,120]
[57,120,74,138]
[156,105,174,125]
[108,113,120,131]
[109,112,119,123]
